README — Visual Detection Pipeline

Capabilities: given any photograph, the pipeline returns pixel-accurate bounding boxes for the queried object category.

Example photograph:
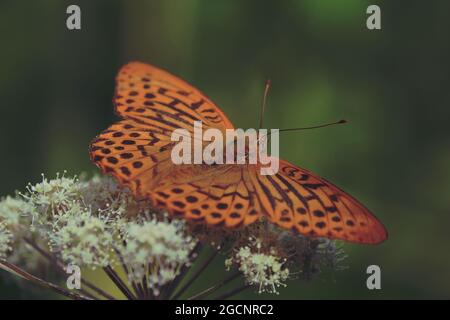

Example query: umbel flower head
[48,204,115,269]
[21,172,82,223]
[0,195,46,273]
[0,196,33,228]
[118,215,196,295]
[226,237,289,294]
[0,173,346,300]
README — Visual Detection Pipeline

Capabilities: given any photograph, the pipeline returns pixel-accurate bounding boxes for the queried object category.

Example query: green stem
[213,284,249,300]
[103,266,136,300]
[113,246,145,299]
[0,259,91,300]
[171,249,218,300]
[187,270,241,300]
[159,242,202,299]
[24,237,115,300]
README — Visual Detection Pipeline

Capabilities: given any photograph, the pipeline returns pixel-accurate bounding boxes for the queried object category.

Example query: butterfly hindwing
[248,160,387,244]
[148,165,260,228]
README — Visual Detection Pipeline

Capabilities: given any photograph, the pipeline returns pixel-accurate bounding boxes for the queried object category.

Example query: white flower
[0,196,33,228]
[227,238,289,294]
[48,204,114,269]
[21,172,82,224]
[118,215,197,296]
[0,222,12,259]
[0,196,46,273]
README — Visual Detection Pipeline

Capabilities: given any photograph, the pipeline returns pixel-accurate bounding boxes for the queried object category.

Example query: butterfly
[90,62,387,244]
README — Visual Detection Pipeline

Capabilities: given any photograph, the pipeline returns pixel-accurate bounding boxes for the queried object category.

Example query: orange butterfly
[90,62,387,244]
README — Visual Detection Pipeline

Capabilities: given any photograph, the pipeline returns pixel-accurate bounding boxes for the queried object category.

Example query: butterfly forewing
[114,62,234,133]
[90,62,234,196]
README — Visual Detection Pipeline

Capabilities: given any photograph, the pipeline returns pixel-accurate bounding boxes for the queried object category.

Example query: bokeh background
[1,0,449,299]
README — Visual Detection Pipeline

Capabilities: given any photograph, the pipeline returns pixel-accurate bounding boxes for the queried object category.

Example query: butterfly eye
[202,161,218,167]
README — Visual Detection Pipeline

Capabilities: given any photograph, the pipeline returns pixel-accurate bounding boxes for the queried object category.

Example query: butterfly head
[223,136,253,164]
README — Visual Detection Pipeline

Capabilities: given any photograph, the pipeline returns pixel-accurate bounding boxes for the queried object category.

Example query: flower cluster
[226,237,289,294]
[48,205,115,269]
[119,215,196,295]
[0,173,346,299]
[0,195,44,269]
[21,172,82,224]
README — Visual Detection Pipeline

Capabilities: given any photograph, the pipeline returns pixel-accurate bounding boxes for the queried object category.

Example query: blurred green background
[1,0,449,299]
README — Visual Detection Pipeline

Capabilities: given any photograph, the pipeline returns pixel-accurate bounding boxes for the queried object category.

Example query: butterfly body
[90,62,388,244]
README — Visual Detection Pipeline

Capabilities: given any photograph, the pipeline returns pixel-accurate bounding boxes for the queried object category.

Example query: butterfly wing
[146,164,262,228]
[90,62,234,196]
[141,159,387,245]
[91,62,387,245]
[114,62,234,132]
[246,160,387,244]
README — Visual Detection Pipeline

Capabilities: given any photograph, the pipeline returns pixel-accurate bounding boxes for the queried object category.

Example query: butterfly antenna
[263,119,346,138]
[278,119,347,134]
[259,79,271,129]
